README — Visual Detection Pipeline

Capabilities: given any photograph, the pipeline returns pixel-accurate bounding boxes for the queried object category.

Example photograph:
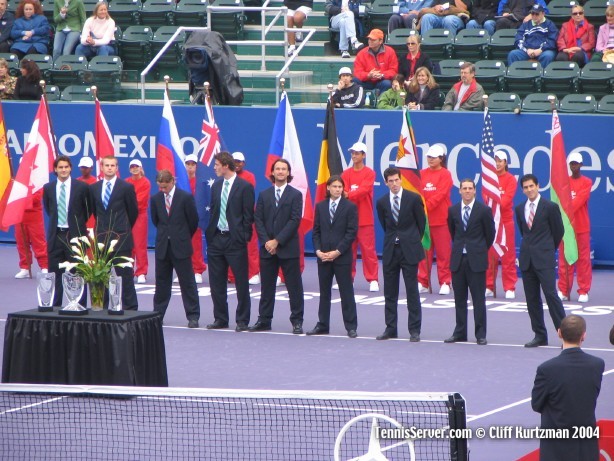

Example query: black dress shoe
[444,336,467,343]
[248,321,271,332]
[292,323,303,335]
[188,319,199,328]
[409,334,420,343]
[306,325,329,335]
[477,338,487,346]
[235,323,249,332]
[376,332,398,340]
[347,330,358,338]
[206,321,229,330]
[524,337,548,348]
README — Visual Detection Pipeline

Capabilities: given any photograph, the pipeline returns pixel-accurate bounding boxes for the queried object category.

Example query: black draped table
[2,309,168,386]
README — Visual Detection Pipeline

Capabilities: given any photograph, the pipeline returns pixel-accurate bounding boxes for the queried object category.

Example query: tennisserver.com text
[376,426,600,440]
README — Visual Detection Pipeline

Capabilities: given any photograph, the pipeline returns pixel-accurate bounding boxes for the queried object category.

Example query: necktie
[58,183,67,227]
[330,201,337,223]
[218,180,230,230]
[103,181,111,209]
[463,205,470,231]
[528,202,535,229]
[165,193,171,215]
[392,195,400,223]
[275,188,281,207]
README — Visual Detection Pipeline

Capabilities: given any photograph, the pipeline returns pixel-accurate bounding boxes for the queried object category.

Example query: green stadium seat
[366,0,396,38]
[174,0,208,27]
[433,59,464,93]
[474,59,506,93]
[108,0,142,30]
[387,28,418,55]
[541,61,580,98]
[579,62,614,98]
[60,85,95,101]
[139,0,175,30]
[558,94,597,113]
[546,0,579,28]
[23,54,52,81]
[521,93,559,112]
[49,55,88,89]
[505,61,542,97]
[151,26,186,77]
[44,84,60,101]
[487,92,521,112]
[453,29,490,60]
[489,29,516,61]
[118,25,154,71]
[583,0,608,24]
[84,56,123,101]
[420,28,454,61]
[597,94,614,114]
[209,0,245,41]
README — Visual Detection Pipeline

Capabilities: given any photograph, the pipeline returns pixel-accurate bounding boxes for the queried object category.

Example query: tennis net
[0,383,467,460]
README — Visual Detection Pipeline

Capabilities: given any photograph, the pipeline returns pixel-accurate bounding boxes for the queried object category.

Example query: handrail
[275,28,315,105]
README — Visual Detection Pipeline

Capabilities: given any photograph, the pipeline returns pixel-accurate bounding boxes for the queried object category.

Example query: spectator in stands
[417,0,470,35]
[377,74,405,109]
[466,0,497,36]
[52,0,86,61]
[285,0,312,57]
[387,0,433,34]
[353,28,398,94]
[0,0,15,53]
[555,5,595,67]
[507,5,558,68]
[332,66,364,108]
[592,5,614,62]
[14,58,42,100]
[10,0,50,60]
[75,2,116,59]
[399,34,434,81]
[325,0,364,59]
[0,58,16,99]
[495,0,548,31]
[405,66,440,110]
[442,61,484,111]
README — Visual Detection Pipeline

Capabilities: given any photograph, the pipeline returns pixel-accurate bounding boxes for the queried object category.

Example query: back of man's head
[559,315,586,345]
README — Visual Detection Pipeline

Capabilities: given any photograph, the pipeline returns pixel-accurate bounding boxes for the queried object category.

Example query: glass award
[108,269,123,315]
[59,272,88,316]
[36,272,55,312]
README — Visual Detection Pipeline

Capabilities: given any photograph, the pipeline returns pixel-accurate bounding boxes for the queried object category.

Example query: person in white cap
[331,66,364,108]
[126,158,151,285]
[485,150,518,300]
[325,0,364,59]
[417,144,453,295]
[76,156,97,230]
[340,141,379,291]
[184,153,207,284]
[557,152,592,303]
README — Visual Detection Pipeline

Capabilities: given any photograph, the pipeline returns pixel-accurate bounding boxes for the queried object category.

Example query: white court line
[0,396,65,416]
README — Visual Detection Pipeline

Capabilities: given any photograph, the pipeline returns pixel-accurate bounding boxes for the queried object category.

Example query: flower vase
[89,282,106,311]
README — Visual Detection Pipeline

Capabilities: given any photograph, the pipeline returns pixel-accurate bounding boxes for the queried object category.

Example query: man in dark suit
[90,155,139,310]
[43,155,91,307]
[444,179,495,345]
[249,159,304,334]
[515,174,566,347]
[151,170,200,327]
[375,167,426,342]
[205,151,255,332]
[307,175,358,338]
[532,314,604,461]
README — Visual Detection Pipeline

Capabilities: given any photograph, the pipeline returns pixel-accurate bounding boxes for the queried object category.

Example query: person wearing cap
[284,0,312,57]
[507,4,558,67]
[495,0,548,31]
[485,150,518,300]
[417,0,470,36]
[557,152,592,303]
[442,62,484,111]
[376,73,406,109]
[332,66,365,108]
[185,153,207,284]
[418,144,453,295]
[325,0,364,59]
[76,156,97,231]
[125,158,151,285]
[340,141,379,292]
[352,28,398,94]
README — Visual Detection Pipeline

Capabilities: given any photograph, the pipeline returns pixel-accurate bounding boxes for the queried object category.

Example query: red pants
[228,224,260,282]
[486,220,517,292]
[558,231,591,296]
[131,211,149,277]
[351,225,379,282]
[192,228,207,274]
[418,224,451,288]
[15,213,48,270]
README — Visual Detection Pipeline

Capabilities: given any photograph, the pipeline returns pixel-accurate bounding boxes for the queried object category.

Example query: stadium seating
[579,62,614,98]
[85,56,123,100]
[387,28,418,55]
[596,94,614,114]
[558,94,597,113]
[139,0,176,30]
[151,26,186,78]
[546,0,578,28]
[0,53,20,76]
[23,54,52,81]
[118,25,154,71]
[49,55,88,90]
[208,0,245,41]
[505,61,542,97]
[541,61,580,98]
[583,0,608,23]
[453,29,490,60]
[60,85,95,101]
[44,85,60,101]
[366,0,396,37]
[420,28,454,61]
[521,93,559,112]
[486,92,521,112]
[108,0,142,30]
[474,59,506,93]
[433,59,464,93]
[174,0,208,27]
[489,29,516,61]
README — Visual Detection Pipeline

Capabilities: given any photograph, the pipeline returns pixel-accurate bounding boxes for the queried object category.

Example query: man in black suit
[532,314,604,461]
[43,155,92,307]
[375,167,426,342]
[90,155,139,310]
[444,179,495,345]
[205,151,255,332]
[515,174,566,347]
[249,159,304,334]
[151,170,200,327]
[307,175,358,338]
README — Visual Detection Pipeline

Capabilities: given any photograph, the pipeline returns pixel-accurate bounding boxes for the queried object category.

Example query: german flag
[315,99,343,203]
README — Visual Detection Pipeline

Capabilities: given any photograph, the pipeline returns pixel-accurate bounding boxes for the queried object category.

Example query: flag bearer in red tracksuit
[14,189,48,278]
[341,141,380,292]
[417,144,452,295]
[558,152,592,303]
[185,154,207,284]
[76,157,97,230]
[485,150,518,300]
[126,159,151,284]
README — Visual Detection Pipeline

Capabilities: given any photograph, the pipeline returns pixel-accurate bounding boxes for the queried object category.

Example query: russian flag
[156,91,190,192]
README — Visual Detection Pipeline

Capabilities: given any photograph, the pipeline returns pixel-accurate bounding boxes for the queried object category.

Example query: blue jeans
[419,14,465,35]
[466,19,495,36]
[330,11,357,51]
[53,30,81,61]
[507,49,556,68]
[75,44,116,59]
[352,77,392,94]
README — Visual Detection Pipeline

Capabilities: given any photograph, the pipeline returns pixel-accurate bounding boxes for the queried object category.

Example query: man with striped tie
[515,174,566,348]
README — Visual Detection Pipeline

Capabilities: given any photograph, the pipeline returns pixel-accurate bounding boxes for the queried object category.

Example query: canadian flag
[94,97,114,180]
[1,96,56,228]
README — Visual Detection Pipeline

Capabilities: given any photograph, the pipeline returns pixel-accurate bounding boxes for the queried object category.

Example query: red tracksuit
[229,169,259,282]
[558,175,592,296]
[342,166,379,283]
[125,175,150,278]
[77,175,96,229]
[16,189,48,271]
[418,167,452,288]
[485,171,518,292]
[189,176,207,274]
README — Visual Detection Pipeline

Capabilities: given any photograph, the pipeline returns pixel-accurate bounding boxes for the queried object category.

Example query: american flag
[199,97,221,167]
[480,108,506,256]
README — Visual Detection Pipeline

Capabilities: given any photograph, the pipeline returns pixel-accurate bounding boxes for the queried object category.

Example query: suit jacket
[376,189,426,266]
[254,184,302,259]
[43,178,91,250]
[515,197,564,271]
[205,175,255,246]
[448,200,495,272]
[312,197,358,265]
[151,187,199,260]
[531,347,604,461]
[90,178,138,253]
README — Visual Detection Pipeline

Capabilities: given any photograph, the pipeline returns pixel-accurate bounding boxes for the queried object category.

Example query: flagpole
[548,94,556,112]
[163,75,170,100]
[39,79,59,157]
[91,85,98,101]
[279,78,286,102]
[481,95,498,299]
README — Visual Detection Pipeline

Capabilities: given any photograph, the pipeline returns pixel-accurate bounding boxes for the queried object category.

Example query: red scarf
[405,51,421,78]
[563,18,591,58]
[452,79,478,106]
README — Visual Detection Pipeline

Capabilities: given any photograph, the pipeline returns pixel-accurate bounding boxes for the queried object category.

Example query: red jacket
[490,171,517,224]
[421,167,452,227]
[125,176,151,213]
[570,175,592,234]
[342,166,375,226]
[237,169,256,188]
[353,45,399,83]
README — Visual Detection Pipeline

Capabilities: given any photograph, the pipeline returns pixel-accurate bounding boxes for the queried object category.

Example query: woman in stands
[52,0,86,61]
[75,2,116,59]
[398,35,434,81]
[10,0,50,60]
[555,4,595,67]
[0,58,17,99]
[14,58,42,100]
[592,5,614,62]
[405,66,440,110]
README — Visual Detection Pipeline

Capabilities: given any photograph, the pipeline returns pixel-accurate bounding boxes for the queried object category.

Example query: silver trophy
[59,272,88,315]
[108,269,123,315]
[36,272,55,312]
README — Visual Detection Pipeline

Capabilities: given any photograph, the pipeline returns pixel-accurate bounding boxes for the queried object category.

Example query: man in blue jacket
[0,0,14,53]
[507,4,558,67]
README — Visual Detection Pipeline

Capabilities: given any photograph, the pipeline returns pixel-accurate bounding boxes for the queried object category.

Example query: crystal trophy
[108,269,123,315]
[59,272,88,315]
[36,272,55,312]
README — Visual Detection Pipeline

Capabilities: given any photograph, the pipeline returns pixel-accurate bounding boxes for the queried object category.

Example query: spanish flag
[315,99,343,203]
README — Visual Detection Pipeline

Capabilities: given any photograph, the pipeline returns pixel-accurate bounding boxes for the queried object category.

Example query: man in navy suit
[444,179,495,345]
[249,159,304,334]
[43,155,92,307]
[375,167,426,342]
[532,314,604,461]
[307,175,358,338]
[515,174,566,347]
[151,170,200,327]
[90,155,139,310]
[205,151,255,332]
